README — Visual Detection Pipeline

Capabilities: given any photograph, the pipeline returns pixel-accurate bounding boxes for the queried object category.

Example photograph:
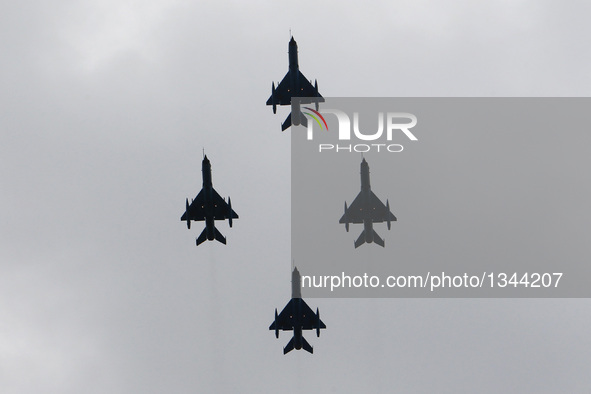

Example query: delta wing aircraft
[266,36,324,131]
[181,155,238,246]
[340,158,397,248]
[270,267,326,354]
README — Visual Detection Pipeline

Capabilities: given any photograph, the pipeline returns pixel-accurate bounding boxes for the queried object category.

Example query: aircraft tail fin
[301,336,313,354]
[354,231,366,248]
[281,113,292,131]
[196,228,208,246]
[283,337,295,354]
[214,227,227,245]
[373,230,385,247]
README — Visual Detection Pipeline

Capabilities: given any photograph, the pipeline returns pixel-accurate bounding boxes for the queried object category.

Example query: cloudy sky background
[1,1,590,393]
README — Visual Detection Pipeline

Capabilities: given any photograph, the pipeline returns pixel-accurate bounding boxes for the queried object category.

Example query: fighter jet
[181,155,238,246]
[266,36,324,131]
[270,267,326,354]
[339,158,397,248]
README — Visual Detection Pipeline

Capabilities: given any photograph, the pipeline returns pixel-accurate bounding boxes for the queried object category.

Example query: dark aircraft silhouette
[270,267,326,354]
[339,158,397,248]
[181,155,238,246]
[266,36,324,131]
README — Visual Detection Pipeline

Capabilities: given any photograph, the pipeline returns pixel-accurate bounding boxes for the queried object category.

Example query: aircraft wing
[296,71,324,104]
[368,191,397,222]
[266,73,292,106]
[181,190,206,221]
[270,299,296,331]
[339,191,397,224]
[299,299,326,330]
[180,189,238,221]
[212,188,239,220]
[339,192,365,224]
[269,299,326,331]
[266,71,324,106]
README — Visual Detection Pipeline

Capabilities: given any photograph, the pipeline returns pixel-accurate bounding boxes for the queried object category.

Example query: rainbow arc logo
[303,107,328,131]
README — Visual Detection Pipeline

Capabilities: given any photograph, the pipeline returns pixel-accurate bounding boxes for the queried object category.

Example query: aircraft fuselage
[202,156,212,189]
[288,38,300,88]
[201,157,216,240]
[290,298,305,350]
[288,39,303,126]
[290,270,306,350]
[360,159,375,243]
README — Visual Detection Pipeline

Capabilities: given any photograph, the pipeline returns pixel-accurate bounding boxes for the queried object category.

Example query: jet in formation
[339,158,397,248]
[266,36,324,131]
[270,267,326,354]
[181,155,238,246]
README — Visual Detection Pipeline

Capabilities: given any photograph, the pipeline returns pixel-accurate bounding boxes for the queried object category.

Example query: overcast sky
[1,1,590,393]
